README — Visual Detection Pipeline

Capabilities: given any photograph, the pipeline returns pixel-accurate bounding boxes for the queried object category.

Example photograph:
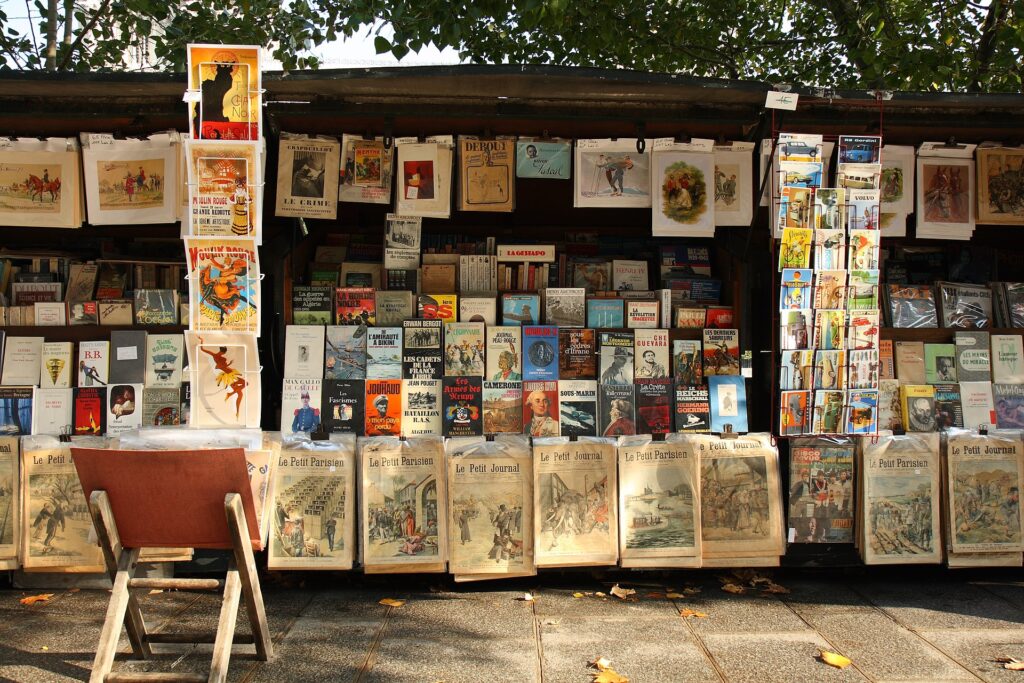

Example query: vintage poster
[0,436,18,567]
[860,432,942,565]
[185,331,261,429]
[574,138,651,208]
[268,435,356,570]
[81,132,178,225]
[353,139,384,187]
[360,436,447,573]
[712,142,754,226]
[686,432,784,561]
[275,134,341,220]
[395,140,453,219]
[977,146,1024,225]
[617,436,700,567]
[533,438,618,568]
[946,429,1024,554]
[339,134,394,204]
[447,436,535,580]
[0,139,82,228]
[184,139,262,240]
[20,435,106,571]
[915,142,977,238]
[184,236,261,335]
[881,145,915,215]
[651,140,716,237]
[459,138,515,212]
[788,438,855,544]
[186,43,261,141]
[516,139,571,180]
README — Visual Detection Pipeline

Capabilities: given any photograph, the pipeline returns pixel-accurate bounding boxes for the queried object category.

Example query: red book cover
[73,387,107,435]
[522,380,559,437]
[335,287,376,325]
[704,306,734,328]
[364,379,402,435]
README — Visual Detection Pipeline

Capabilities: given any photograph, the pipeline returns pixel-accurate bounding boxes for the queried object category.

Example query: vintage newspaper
[0,436,19,568]
[533,437,618,568]
[946,429,1023,554]
[339,134,394,204]
[21,435,108,572]
[787,438,855,544]
[617,435,700,568]
[860,432,942,565]
[267,434,355,570]
[185,331,261,429]
[275,134,340,220]
[184,139,262,241]
[681,432,784,561]
[184,237,261,335]
[447,435,535,580]
[360,436,447,573]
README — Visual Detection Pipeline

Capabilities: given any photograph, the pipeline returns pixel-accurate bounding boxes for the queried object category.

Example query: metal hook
[635,122,646,154]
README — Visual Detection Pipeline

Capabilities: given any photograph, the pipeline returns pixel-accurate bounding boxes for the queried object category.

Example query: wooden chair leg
[224,493,273,661]
[89,490,151,659]
[208,561,242,683]
[89,548,141,683]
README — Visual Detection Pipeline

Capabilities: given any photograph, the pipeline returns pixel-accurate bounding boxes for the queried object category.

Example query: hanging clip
[978,424,989,436]
[635,122,646,154]
[309,426,329,441]
[383,116,394,149]
[720,424,739,439]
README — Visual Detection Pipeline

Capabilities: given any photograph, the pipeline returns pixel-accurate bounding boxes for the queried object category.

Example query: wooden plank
[90,548,141,683]
[144,633,255,645]
[224,493,273,661]
[208,565,242,683]
[105,673,207,683]
[128,578,222,591]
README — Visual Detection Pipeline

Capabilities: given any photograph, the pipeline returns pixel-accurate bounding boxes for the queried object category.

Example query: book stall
[0,46,1023,581]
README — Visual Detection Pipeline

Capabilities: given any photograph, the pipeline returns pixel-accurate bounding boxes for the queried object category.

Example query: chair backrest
[71,447,260,550]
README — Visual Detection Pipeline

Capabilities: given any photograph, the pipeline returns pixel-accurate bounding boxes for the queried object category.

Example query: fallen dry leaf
[20,593,54,606]
[679,608,708,618]
[997,657,1024,671]
[763,582,791,595]
[590,656,613,671]
[610,584,636,600]
[595,592,607,598]
[818,650,852,669]
[516,593,535,602]
[68,588,80,594]
[645,592,665,599]
[148,589,164,595]
[592,669,629,683]
[573,592,586,599]
[665,592,685,599]
[41,646,48,651]
[721,583,745,595]
[378,598,406,608]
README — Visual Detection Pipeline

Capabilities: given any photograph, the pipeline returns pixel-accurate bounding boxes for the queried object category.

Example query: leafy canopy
[1,0,1020,92]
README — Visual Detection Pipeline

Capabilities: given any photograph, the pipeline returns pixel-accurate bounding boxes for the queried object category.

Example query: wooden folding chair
[71,447,273,683]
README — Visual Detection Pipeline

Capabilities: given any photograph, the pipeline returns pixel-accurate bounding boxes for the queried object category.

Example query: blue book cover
[502,294,541,325]
[586,299,625,328]
[708,375,748,433]
[522,325,559,380]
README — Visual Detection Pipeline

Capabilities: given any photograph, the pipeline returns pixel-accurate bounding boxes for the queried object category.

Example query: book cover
[938,282,992,329]
[502,293,541,325]
[544,287,586,327]
[625,300,659,329]
[847,349,879,390]
[33,301,66,326]
[144,334,184,388]
[460,138,514,212]
[674,386,710,432]
[779,309,811,350]
[498,244,557,263]
[443,322,485,377]
[39,341,73,389]
[387,267,419,292]
[402,319,443,379]
[0,386,31,435]
[98,299,134,325]
[933,383,963,429]
[11,281,61,305]
[321,379,364,434]
[95,262,128,299]
[847,310,880,351]
[291,286,333,324]
[482,381,523,434]
[558,328,597,380]
[280,378,323,434]
[73,386,107,435]
[523,325,559,381]
[105,383,142,435]
[812,390,845,434]
[814,350,847,390]
[598,331,634,385]
[134,289,179,326]
[894,341,926,385]
[780,350,814,391]
[459,296,497,325]
[309,262,340,288]
[325,326,367,380]
[814,309,846,351]
[68,301,99,326]
[901,384,937,432]
[779,389,810,435]
[31,387,72,435]
[442,376,483,437]
[421,264,456,293]
[635,378,672,435]
[572,259,612,292]
[845,389,878,434]
[523,380,559,437]
[788,440,855,543]
[633,329,670,379]
[284,325,326,379]
[374,290,415,326]
[960,381,996,430]
[339,262,381,289]
[879,339,895,379]
[557,379,598,437]
[66,262,99,302]
[702,328,739,376]
[877,379,903,431]
[813,270,847,310]
[924,343,958,384]
[417,293,458,323]
[672,339,702,385]
[674,307,706,329]
[708,376,747,433]
[115,329,156,381]
[991,334,1024,383]
[954,331,991,382]
[335,287,376,325]
[599,384,636,437]
[401,378,442,436]
[366,327,403,380]
[886,284,938,328]
[365,379,402,436]
[1,336,43,386]
[612,259,649,291]
[707,307,735,328]
[141,387,180,426]
[780,268,813,310]
[586,298,625,328]
[77,340,109,387]
[993,383,1024,429]
[485,327,522,381]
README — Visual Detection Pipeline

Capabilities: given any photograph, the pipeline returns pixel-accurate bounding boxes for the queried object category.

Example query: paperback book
[558,380,599,437]
[633,329,670,380]
[364,379,402,436]
[402,319,444,379]
[324,326,367,380]
[523,325,559,381]
[523,380,559,437]
[482,381,523,434]
[933,383,963,429]
[672,339,703,385]
[708,376,747,433]
[486,327,523,381]
[635,378,672,435]
[702,328,739,376]
[598,331,634,385]
[321,379,364,434]
[558,328,597,380]
[599,384,636,437]
[366,327,404,380]
[280,379,323,434]
[144,334,184,388]
[674,386,710,433]
[442,376,484,437]
[400,379,442,436]
[954,331,991,382]
[444,322,485,377]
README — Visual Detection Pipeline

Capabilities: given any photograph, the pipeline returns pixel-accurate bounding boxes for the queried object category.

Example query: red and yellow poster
[187,44,262,141]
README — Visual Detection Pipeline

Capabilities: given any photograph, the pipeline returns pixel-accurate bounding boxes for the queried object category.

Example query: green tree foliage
[1,0,1021,92]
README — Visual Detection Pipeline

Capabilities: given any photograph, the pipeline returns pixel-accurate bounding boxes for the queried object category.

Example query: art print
[574,139,651,208]
[977,147,1024,225]
[712,143,754,226]
[652,148,714,236]
[185,331,261,429]
[184,139,261,240]
[184,236,260,335]
[82,133,177,225]
[0,141,80,228]
[187,44,261,141]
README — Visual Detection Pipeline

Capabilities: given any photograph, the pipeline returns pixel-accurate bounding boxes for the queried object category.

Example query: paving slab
[684,592,814,635]
[540,616,720,683]
[919,628,1024,683]
[0,613,120,683]
[702,632,869,683]
[778,579,875,616]
[973,581,1024,612]
[532,586,681,618]
[242,615,383,683]
[855,581,1024,631]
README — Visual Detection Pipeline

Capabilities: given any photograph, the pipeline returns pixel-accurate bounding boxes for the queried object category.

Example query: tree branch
[56,0,111,70]
[970,0,1008,91]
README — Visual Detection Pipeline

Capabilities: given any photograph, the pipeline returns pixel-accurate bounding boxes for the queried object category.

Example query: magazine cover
[574,139,651,209]
[444,322,485,377]
[361,436,447,572]
[442,376,483,437]
[483,382,523,434]
[184,139,261,240]
[185,331,261,429]
[275,135,340,220]
[401,379,442,436]
[186,43,261,140]
[339,134,394,204]
[184,236,261,334]
[0,436,17,567]
[324,326,367,380]
[558,380,598,437]
[534,437,618,567]
[268,435,356,570]
[446,436,535,579]
[788,439,855,543]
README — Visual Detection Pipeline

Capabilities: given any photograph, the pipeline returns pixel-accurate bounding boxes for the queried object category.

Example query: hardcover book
[557,379,598,437]
[633,329,670,380]
[674,307,706,329]
[321,379,365,434]
[523,380,559,437]
[598,331,634,385]
[324,326,367,380]
[280,378,323,434]
[401,378,442,436]
[108,330,148,385]
[291,286,333,324]
[708,375,747,433]
[586,298,625,328]
[366,327,404,380]
[335,287,376,325]
[284,325,327,379]
[502,293,541,325]
[612,259,649,291]
[417,294,458,323]
[442,376,483,437]
[444,322,485,377]
[402,319,444,379]
[39,341,73,389]
[599,383,635,437]
[482,381,523,434]
[68,301,99,325]
[523,325,559,381]
[144,334,184,388]
[558,329,597,380]
[374,290,415,326]
[33,301,66,326]
[364,379,402,436]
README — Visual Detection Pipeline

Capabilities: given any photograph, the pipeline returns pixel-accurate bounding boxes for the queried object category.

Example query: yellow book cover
[900,384,936,432]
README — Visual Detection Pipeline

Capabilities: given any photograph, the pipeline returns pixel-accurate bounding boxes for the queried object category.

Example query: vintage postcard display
[185,331,261,429]
[0,436,18,569]
[859,432,942,565]
[360,436,447,573]
[534,438,618,568]
[186,44,261,141]
[275,134,341,220]
[184,236,261,335]
[184,139,262,240]
[0,137,82,228]
[574,138,651,208]
[651,138,716,237]
[446,435,535,581]
[268,435,355,570]
[81,132,178,225]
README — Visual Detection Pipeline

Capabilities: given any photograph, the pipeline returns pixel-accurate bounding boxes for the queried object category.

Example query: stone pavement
[2,571,1024,682]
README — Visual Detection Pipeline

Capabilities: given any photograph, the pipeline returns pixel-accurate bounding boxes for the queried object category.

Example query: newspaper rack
[70,447,272,683]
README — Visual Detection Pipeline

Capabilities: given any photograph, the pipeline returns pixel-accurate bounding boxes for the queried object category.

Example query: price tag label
[182,91,202,103]
[88,133,114,147]
[766,90,799,111]
[116,346,138,361]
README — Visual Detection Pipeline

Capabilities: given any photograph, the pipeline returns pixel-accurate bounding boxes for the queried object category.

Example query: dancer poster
[184,236,261,335]
[185,331,261,429]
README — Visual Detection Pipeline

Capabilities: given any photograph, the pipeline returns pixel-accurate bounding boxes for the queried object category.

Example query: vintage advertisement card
[186,44,261,141]
[516,139,571,180]
[459,138,515,212]
[712,142,754,226]
[81,132,178,225]
[184,236,261,335]
[185,331,261,429]
[184,139,262,240]
[977,146,1024,225]
[651,139,716,237]
[275,134,340,220]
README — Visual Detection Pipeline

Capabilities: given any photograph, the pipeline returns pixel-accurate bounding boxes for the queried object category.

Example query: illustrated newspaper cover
[787,438,855,543]
[0,436,18,568]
